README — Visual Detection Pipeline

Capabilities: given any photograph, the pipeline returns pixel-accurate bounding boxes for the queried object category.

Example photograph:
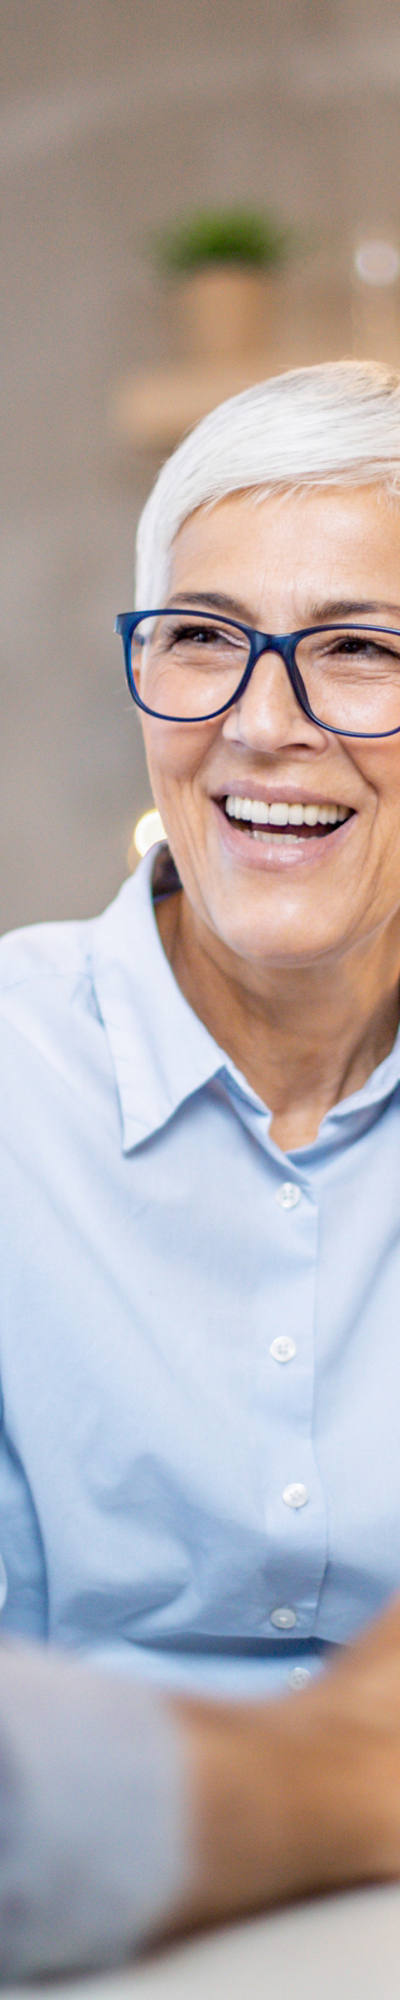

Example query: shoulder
[0,912,89,976]
[0,913,92,1001]
[0,914,99,1059]
[0,867,153,1083]
[0,911,115,1152]
[0,847,170,1015]
[0,862,162,1114]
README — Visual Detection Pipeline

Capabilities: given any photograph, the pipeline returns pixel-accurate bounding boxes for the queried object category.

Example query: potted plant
[148,205,296,361]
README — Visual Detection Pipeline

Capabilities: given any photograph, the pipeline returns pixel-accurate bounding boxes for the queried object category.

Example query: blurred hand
[168,1591,400,1932]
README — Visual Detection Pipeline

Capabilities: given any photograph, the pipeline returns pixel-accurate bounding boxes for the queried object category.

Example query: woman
[2,357,400,1702]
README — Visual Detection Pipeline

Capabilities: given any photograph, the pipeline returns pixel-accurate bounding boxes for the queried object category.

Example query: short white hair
[135,357,400,607]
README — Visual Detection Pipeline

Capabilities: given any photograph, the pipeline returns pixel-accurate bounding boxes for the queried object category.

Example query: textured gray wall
[2,0,400,928]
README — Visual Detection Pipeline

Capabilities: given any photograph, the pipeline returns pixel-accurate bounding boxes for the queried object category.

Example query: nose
[221,646,324,752]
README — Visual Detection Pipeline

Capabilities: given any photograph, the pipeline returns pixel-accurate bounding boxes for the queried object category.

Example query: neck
[156,891,400,1151]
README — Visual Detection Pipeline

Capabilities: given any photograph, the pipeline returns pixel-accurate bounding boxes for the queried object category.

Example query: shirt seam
[0,963,94,1002]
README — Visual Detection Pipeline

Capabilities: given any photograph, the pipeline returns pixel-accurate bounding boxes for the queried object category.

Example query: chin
[214,909,338,967]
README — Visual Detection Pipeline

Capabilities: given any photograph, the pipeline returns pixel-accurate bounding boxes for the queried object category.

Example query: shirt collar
[90,842,400,1153]
[90,844,233,1151]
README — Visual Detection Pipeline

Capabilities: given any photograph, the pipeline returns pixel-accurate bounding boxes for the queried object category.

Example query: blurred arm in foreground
[2,1594,400,1981]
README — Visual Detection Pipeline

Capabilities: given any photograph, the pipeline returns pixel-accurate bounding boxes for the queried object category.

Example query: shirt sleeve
[0,1639,193,1980]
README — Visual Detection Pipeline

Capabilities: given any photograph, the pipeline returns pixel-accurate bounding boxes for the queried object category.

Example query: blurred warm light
[354,239,400,286]
[128,807,166,866]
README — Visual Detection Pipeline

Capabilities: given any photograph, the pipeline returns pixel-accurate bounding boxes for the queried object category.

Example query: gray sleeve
[0,1640,193,1981]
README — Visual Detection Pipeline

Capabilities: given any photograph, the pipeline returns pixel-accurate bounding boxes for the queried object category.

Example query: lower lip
[212,801,357,871]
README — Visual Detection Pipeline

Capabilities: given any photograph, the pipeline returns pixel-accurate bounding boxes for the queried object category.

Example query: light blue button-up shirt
[1,839,400,1703]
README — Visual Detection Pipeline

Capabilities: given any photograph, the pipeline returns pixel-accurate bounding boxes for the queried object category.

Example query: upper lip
[214,785,356,810]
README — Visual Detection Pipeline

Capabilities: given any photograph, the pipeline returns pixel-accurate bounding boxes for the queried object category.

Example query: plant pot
[172,264,271,360]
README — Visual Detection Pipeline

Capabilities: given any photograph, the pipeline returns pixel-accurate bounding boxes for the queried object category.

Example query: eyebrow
[165,589,400,626]
[305,597,400,624]
[165,590,253,618]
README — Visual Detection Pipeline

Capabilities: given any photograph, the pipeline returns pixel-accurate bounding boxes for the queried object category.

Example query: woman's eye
[179,625,210,642]
[167,623,231,648]
[330,637,383,658]
[177,624,222,643]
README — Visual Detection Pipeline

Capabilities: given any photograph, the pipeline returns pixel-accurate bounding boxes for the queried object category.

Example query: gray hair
[135,358,400,608]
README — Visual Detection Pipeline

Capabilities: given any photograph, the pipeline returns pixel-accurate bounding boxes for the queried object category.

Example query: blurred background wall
[3,0,400,928]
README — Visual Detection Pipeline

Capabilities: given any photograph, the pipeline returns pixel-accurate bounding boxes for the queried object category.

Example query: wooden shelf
[109,351,275,452]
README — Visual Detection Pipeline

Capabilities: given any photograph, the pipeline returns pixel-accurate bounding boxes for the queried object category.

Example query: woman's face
[138,484,400,973]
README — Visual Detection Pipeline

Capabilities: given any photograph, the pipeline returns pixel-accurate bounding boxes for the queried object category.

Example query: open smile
[212,795,357,871]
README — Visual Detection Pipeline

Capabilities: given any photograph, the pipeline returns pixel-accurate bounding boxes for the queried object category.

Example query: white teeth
[224,796,350,827]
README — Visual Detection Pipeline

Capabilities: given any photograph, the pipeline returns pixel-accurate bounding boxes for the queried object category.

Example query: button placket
[264,1172,327,1645]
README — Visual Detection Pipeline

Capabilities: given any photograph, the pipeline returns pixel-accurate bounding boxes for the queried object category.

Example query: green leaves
[148,205,295,273]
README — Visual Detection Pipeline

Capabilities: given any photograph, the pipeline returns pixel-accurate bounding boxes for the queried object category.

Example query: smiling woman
[131,479,400,1143]
[5,365,400,1919]
[115,364,400,1150]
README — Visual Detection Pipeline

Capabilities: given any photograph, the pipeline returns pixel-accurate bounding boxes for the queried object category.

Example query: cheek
[141,719,216,793]
[355,745,400,800]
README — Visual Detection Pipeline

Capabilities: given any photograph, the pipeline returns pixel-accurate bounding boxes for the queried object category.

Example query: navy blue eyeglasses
[115,609,400,739]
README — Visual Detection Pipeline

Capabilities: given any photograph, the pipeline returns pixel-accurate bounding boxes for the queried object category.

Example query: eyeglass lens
[130,611,400,731]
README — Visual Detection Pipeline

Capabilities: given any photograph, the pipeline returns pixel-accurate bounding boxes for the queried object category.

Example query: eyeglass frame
[115,609,400,740]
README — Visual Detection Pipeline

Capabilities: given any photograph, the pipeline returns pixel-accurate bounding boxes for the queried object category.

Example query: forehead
[168,485,400,617]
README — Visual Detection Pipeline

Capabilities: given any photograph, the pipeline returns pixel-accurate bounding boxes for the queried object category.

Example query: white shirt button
[270,1336,296,1363]
[288,1666,311,1689]
[282,1482,309,1509]
[276,1182,301,1209]
[0,1558,7,1612]
[270,1605,297,1629]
